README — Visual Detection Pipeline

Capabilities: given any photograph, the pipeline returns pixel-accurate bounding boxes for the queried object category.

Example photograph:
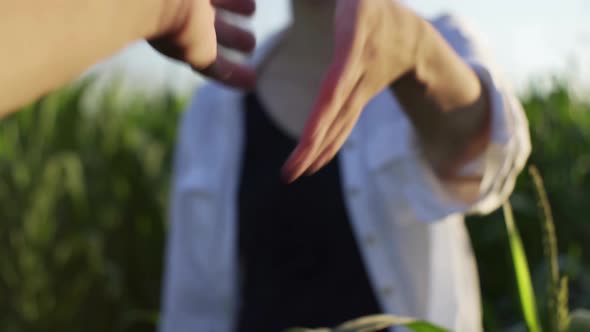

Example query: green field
[0,78,589,332]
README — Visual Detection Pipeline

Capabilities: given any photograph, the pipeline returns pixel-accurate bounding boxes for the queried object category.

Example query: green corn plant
[569,309,590,332]
[0,79,185,332]
[506,165,590,332]
[286,314,449,332]
[503,200,542,332]
[529,166,569,332]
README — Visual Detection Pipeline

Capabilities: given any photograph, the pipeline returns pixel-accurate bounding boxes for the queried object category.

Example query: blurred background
[1,1,589,331]
[91,0,590,94]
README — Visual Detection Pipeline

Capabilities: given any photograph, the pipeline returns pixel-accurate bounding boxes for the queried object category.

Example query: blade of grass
[529,165,569,332]
[503,202,541,332]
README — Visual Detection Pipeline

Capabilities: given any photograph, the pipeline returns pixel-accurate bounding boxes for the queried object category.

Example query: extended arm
[395,14,532,219]
[0,0,255,116]
[281,0,530,207]
[391,19,491,180]
[0,0,168,114]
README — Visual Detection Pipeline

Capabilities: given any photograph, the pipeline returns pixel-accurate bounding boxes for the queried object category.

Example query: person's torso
[176,15,489,329]
[236,93,383,332]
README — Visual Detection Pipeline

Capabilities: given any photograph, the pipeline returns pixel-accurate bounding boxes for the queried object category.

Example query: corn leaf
[503,202,541,332]
[286,314,449,332]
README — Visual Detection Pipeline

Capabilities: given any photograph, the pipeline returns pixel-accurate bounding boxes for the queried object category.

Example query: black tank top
[236,93,382,332]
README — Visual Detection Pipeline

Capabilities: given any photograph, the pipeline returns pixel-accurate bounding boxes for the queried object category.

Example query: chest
[200,88,414,190]
[238,94,353,245]
[255,51,331,139]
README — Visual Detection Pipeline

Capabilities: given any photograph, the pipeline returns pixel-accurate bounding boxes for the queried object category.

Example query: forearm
[0,0,169,116]
[391,19,491,178]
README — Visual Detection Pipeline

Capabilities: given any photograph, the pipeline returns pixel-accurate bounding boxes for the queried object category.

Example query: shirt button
[381,286,394,297]
[364,234,377,246]
[347,186,360,197]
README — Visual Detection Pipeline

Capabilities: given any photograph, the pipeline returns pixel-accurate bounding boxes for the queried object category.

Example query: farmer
[0,0,256,115]
[160,0,531,331]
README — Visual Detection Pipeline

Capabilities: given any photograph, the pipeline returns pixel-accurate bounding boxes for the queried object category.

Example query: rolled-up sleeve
[402,14,532,222]
[461,60,531,215]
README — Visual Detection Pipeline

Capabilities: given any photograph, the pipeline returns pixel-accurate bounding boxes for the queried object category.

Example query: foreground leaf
[503,202,541,332]
[286,314,449,332]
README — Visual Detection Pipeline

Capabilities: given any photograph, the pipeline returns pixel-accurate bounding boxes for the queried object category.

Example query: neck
[253,1,338,138]
[286,0,335,48]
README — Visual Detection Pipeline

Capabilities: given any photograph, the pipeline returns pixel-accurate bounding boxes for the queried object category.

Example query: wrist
[413,21,481,113]
[392,20,491,176]
[421,85,491,177]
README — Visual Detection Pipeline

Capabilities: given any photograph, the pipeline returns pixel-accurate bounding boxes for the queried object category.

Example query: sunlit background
[91,0,590,94]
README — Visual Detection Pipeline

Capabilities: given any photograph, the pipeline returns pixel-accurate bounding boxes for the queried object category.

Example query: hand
[149,0,257,89]
[281,0,425,182]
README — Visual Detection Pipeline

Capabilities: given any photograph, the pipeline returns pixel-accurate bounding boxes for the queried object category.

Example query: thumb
[149,0,218,69]
[183,0,218,69]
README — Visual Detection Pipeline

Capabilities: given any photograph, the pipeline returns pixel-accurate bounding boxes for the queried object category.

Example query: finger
[285,66,365,177]
[302,31,363,142]
[281,135,317,183]
[198,55,256,89]
[302,75,366,176]
[281,12,365,183]
[280,51,363,182]
[215,15,256,53]
[280,69,362,183]
[281,71,365,183]
[149,32,217,70]
[150,1,217,69]
[212,0,256,16]
[306,94,366,175]
[305,74,367,173]
[307,117,358,176]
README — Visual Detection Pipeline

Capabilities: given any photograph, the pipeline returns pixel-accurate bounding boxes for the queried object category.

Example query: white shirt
[159,14,531,332]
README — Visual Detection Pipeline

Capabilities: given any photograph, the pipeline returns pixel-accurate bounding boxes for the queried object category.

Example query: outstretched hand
[281,0,425,183]
[150,0,257,89]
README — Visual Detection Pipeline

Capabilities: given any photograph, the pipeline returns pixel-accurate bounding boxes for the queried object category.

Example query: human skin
[0,0,256,116]
[279,0,490,187]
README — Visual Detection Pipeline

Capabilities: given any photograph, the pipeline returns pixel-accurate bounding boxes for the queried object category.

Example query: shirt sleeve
[402,14,532,222]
